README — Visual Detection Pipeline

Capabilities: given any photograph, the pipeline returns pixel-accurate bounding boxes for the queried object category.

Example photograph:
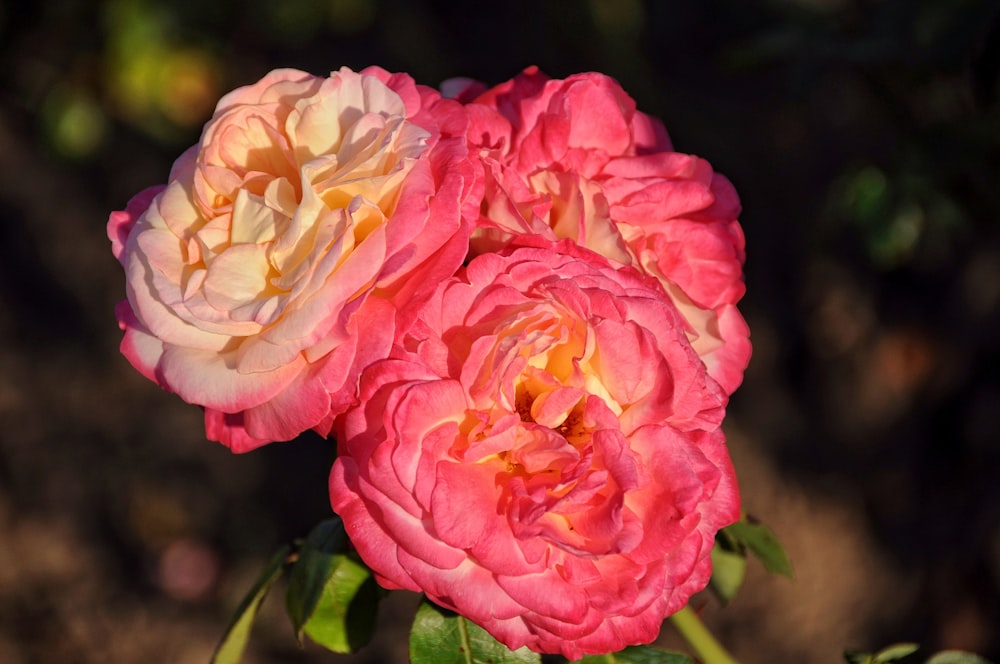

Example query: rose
[330,242,740,658]
[108,67,474,451]
[452,67,751,395]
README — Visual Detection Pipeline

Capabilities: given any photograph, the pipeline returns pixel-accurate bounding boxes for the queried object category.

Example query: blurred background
[0,0,998,662]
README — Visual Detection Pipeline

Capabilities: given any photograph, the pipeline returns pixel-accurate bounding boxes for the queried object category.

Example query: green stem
[668,606,739,664]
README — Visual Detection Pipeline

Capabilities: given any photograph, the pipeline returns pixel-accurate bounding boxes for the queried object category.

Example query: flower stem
[668,605,739,664]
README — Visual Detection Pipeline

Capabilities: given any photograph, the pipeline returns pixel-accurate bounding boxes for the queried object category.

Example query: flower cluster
[109,65,749,658]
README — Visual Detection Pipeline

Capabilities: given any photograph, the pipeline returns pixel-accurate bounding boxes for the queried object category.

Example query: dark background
[0,1,998,662]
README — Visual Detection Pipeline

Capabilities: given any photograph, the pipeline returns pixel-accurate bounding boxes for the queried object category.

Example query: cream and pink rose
[451,67,750,395]
[108,67,473,451]
[330,243,740,658]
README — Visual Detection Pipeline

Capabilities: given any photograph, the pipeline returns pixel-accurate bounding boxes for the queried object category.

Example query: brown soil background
[1,2,998,663]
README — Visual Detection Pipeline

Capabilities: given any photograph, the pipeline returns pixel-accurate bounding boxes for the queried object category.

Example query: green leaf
[285,518,350,638]
[574,644,696,663]
[300,553,380,652]
[708,543,747,605]
[873,644,921,662]
[723,517,793,578]
[285,517,378,653]
[926,652,994,664]
[844,645,995,664]
[844,643,921,664]
[211,544,290,664]
[844,651,876,664]
[409,598,541,664]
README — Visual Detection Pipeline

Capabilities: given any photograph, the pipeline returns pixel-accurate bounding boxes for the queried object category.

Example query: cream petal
[213,68,320,112]
[173,290,264,337]
[136,227,186,283]
[337,112,390,166]
[230,187,281,244]
[125,257,233,352]
[194,213,233,259]
[182,267,206,301]
[268,176,338,270]
[289,94,345,164]
[145,180,201,239]
[185,235,203,264]
[214,110,292,175]
[264,176,298,220]
[203,243,271,312]
[159,344,303,412]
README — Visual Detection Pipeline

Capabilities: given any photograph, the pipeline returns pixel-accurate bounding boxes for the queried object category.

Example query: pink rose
[330,242,739,658]
[453,67,750,394]
[108,67,473,451]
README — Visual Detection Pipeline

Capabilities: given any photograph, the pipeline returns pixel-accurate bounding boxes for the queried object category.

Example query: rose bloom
[330,243,740,658]
[449,67,750,395]
[108,67,474,451]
